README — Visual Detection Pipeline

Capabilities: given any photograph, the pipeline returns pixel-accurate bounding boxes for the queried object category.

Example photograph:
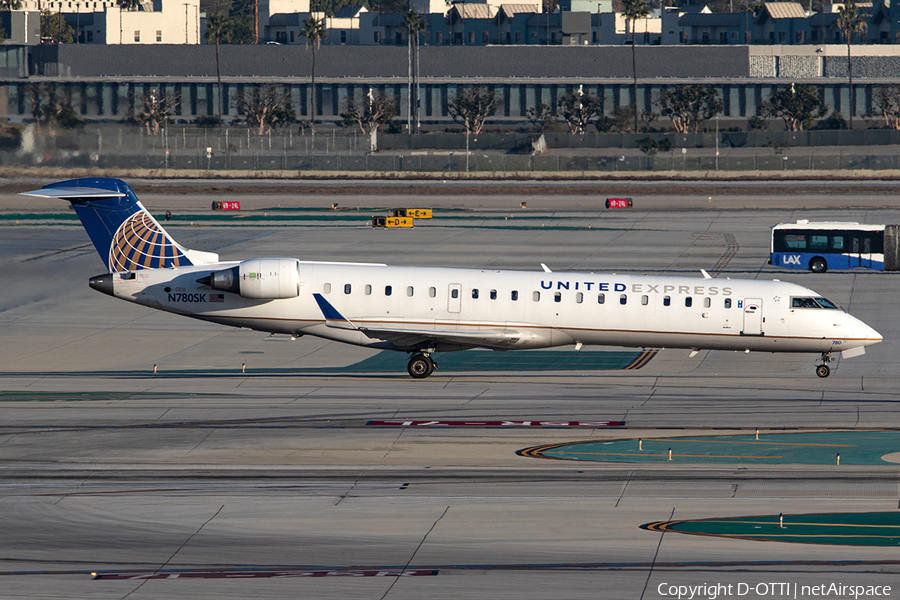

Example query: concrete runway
[1,183,899,599]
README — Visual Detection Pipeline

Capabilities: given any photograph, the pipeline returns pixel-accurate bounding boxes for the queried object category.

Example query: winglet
[313,294,358,329]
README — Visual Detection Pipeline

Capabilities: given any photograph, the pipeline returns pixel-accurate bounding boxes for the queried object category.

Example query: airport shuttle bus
[770,220,900,273]
[23,179,884,379]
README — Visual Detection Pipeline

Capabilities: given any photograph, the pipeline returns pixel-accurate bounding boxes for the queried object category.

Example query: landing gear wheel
[810,257,827,273]
[816,364,830,378]
[408,354,434,379]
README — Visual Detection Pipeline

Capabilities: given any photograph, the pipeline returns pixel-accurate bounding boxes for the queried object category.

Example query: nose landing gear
[408,353,439,379]
[815,351,834,378]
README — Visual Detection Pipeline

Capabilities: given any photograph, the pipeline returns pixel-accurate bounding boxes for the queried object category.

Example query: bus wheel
[810,257,827,273]
[816,364,830,378]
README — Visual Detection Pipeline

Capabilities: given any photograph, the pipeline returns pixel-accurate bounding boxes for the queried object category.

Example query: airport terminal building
[4,43,900,126]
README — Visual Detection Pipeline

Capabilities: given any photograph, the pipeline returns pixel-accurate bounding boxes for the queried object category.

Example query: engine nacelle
[203,258,300,299]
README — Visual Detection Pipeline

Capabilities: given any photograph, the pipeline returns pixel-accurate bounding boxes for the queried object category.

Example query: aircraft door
[448,283,462,313]
[741,299,763,336]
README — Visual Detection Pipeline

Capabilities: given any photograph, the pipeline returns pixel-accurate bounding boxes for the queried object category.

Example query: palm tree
[622,0,649,133]
[837,1,867,130]
[403,9,425,133]
[300,16,326,132]
[0,0,24,9]
[116,0,141,44]
[205,14,231,119]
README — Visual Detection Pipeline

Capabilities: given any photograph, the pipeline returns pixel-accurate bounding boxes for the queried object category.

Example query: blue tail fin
[23,178,195,272]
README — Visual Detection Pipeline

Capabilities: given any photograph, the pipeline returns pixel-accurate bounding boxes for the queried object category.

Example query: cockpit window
[792,297,818,308]
[815,297,839,309]
[791,297,839,309]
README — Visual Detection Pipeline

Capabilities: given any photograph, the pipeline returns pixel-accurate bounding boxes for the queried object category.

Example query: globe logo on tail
[109,210,188,271]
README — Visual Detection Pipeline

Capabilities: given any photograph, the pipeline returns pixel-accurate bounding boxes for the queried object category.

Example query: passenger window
[641,295,648,305]
[472,289,479,299]
[344,284,351,294]
[490,289,497,300]
[576,292,583,303]
[619,294,627,305]
[385,285,392,296]
[323,283,331,294]
[685,297,692,307]
[724,298,731,309]
[407,286,414,297]
[429,287,436,298]
[598,293,605,304]
[703,297,711,308]
[365,284,372,295]
[554,292,562,303]
[511,290,518,301]
[533,291,540,301]
[663,295,671,306]
[451,289,459,299]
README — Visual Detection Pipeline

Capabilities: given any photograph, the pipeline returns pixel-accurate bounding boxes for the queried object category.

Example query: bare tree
[525,102,557,132]
[655,85,723,133]
[340,90,397,135]
[233,84,292,135]
[557,89,602,134]
[134,88,181,135]
[28,84,83,134]
[447,86,497,134]
[873,85,900,130]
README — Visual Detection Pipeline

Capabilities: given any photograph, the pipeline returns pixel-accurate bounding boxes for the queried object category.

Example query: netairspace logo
[657,582,892,599]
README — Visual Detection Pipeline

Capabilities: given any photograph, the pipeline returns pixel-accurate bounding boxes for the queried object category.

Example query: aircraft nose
[89,273,114,297]
[852,316,882,346]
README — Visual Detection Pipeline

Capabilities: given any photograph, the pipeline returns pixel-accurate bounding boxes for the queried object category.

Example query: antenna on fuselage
[541,263,552,273]
[701,269,712,279]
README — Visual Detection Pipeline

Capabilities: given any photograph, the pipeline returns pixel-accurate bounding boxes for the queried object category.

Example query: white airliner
[25,178,882,379]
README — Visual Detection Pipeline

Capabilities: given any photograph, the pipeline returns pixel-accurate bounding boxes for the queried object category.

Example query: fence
[6,125,900,173]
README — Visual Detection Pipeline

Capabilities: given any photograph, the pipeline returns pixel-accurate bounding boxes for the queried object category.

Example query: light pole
[715,116,719,171]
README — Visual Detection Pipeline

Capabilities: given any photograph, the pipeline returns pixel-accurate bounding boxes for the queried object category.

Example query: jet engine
[198,258,300,299]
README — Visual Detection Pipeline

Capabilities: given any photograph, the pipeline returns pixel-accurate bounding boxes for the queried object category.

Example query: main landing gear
[815,351,834,378]
[408,353,438,379]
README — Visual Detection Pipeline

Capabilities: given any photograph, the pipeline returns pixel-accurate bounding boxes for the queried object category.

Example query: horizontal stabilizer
[21,187,125,201]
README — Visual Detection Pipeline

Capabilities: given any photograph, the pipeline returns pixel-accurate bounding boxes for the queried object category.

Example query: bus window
[831,235,845,251]
[782,234,806,250]
[810,235,828,250]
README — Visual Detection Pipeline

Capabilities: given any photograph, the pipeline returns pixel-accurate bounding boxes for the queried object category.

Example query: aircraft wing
[312,293,521,348]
